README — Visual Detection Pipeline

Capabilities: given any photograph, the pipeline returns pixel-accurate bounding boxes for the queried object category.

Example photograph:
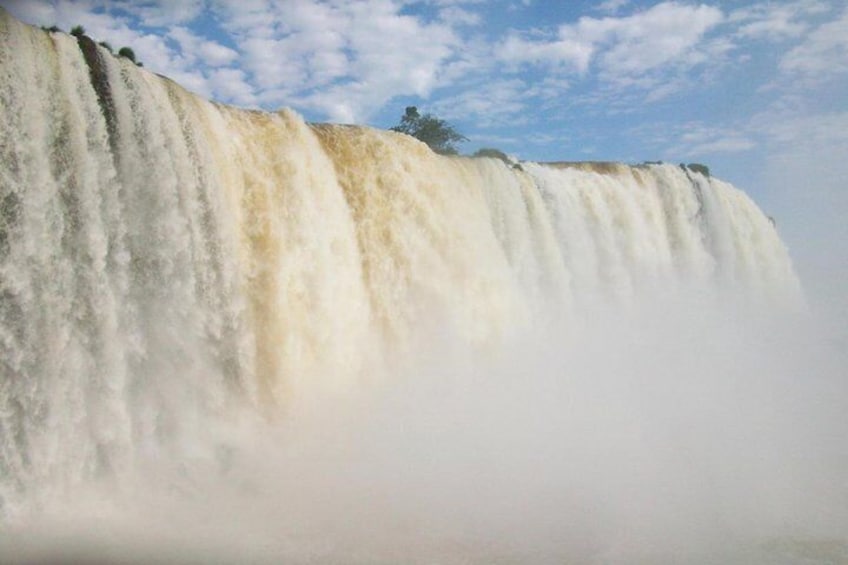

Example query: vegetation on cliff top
[390,106,467,155]
[44,23,143,67]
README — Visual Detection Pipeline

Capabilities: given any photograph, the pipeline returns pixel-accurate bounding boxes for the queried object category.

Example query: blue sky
[2,1,844,169]
[2,0,847,315]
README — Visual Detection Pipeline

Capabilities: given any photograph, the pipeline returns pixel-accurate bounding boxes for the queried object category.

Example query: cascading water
[2,10,844,565]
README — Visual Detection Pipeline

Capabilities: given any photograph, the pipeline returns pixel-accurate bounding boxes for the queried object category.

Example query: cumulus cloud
[210,0,462,120]
[169,26,238,68]
[2,0,475,120]
[207,67,257,106]
[495,1,734,114]
[198,40,239,67]
[4,0,471,119]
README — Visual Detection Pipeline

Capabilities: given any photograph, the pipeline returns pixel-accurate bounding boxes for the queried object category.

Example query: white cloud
[112,0,206,27]
[169,26,238,68]
[197,40,238,67]
[5,0,840,144]
[1,0,736,124]
[685,137,756,155]
[668,123,757,157]
[431,79,530,127]
[207,67,257,106]
[239,36,308,91]
[780,7,848,79]
[757,110,848,149]
[210,0,462,120]
[1,0,58,26]
[423,0,485,6]
[438,6,480,27]
[595,0,630,15]
[729,0,829,41]
[496,33,593,73]
[496,2,724,81]
[621,120,760,165]
[735,12,807,40]
[568,2,724,78]
[663,92,848,163]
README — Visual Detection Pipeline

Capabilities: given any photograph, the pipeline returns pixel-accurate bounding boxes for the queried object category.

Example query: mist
[2,11,846,563]
[4,289,846,565]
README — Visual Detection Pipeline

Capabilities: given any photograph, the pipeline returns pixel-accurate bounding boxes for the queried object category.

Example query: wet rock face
[75,33,117,149]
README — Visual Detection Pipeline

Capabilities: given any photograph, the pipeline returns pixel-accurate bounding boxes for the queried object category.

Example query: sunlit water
[1,9,846,564]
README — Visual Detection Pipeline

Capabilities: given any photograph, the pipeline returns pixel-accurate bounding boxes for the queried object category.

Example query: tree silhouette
[118,47,136,63]
[391,106,467,155]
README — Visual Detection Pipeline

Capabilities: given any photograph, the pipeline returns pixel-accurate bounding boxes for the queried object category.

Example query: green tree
[70,25,85,37]
[118,47,136,63]
[390,106,467,155]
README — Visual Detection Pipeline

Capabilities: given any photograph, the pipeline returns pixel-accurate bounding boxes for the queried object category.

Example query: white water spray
[1,10,845,564]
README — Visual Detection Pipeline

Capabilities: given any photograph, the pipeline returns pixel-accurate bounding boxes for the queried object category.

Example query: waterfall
[0,4,801,509]
[3,11,838,565]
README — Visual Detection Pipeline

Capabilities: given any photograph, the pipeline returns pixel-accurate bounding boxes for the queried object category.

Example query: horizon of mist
[4,289,846,565]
